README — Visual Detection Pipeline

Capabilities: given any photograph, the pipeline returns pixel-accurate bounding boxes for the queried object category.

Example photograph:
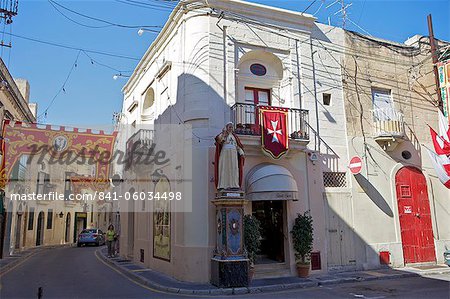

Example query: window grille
[323,172,347,188]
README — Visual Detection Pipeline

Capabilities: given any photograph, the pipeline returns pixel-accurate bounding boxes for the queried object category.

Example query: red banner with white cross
[259,106,289,159]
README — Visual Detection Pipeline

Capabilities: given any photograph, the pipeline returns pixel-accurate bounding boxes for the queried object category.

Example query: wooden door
[325,193,356,269]
[396,167,436,264]
[36,212,44,246]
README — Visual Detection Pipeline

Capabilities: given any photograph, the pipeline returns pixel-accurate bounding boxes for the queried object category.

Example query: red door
[395,167,436,264]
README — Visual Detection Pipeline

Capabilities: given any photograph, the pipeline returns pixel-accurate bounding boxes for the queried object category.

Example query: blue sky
[2,0,449,126]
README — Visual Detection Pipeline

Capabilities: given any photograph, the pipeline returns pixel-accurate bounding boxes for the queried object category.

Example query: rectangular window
[47,209,53,229]
[36,172,46,195]
[28,207,35,230]
[323,93,331,106]
[64,172,75,200]
[372,88,394,121]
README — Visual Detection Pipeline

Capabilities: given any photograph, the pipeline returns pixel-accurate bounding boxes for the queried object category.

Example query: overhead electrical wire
[48,0,110,28]
[0,31,141,61]
[81,51,134,74]
[302,0,317,14]
[38,51,82,120]
[48,0,162,31]
[114,0,176,12]
[124,0,178,9]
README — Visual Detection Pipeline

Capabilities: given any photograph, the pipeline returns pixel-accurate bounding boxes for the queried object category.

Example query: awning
[246,164,299,201]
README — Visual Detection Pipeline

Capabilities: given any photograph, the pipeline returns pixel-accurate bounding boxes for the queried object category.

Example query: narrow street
[0,246,173,298]
[1,246,449,299]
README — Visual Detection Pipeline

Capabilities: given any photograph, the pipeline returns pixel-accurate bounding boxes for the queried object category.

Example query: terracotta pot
[296,263,310,278]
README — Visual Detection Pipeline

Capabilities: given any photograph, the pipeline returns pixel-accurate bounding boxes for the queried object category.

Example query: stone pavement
[97,247,450,296]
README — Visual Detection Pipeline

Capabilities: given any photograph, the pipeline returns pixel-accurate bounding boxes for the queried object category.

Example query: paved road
[0,246,174,298]
[236,274,450,299]
[0,246,449,299]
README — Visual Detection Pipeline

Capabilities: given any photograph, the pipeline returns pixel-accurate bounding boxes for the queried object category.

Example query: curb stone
[97,248,450,296]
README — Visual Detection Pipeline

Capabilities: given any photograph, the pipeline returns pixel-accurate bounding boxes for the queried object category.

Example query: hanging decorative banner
[0,120,117,191]
[259,106,289,159]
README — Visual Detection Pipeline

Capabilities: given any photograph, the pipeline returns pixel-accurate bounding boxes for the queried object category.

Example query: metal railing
[230,103,309,141]
[372,108,405,138]
[126,129,155,150]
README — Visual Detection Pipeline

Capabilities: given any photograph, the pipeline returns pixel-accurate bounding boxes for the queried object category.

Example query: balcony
[126,129,155,151]
[372,108,405,151]
[126,129,155,172]
[230,103,309,141]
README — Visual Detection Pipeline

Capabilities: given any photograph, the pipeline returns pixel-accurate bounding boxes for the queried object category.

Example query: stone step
[254,263,292,279]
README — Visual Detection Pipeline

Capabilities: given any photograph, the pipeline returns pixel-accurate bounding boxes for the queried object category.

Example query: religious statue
[215,122,245,190]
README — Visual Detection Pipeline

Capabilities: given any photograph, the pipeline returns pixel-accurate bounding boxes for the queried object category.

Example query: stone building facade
[116,0,450,283]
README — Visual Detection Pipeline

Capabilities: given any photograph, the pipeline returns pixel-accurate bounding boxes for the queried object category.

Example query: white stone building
[117,0,450,283]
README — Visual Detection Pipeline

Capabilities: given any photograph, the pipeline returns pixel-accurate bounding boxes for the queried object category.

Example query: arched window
[142,88,155,116]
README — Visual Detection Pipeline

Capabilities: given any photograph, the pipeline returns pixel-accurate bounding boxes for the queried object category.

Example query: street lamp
[137,28,160,36]
[113,73,130,80]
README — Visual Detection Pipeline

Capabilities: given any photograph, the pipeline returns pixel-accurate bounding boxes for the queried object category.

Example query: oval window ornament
[250,63,267,76]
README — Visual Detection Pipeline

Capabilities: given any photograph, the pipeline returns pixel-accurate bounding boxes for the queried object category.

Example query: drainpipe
[310,40,321,152]
[295,39,302,110]
[223,25,228,121]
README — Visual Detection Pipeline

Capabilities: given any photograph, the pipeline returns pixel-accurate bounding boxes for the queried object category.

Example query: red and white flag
[426,147,450,189]
[430,126,450,156]
[260,106,289,159]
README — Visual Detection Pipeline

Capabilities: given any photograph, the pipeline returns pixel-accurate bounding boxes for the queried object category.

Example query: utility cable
[0,31,141,61]
[38,51,81,120]
[49,0,162,30]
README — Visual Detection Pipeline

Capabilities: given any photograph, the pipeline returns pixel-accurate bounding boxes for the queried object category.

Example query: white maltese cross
[268,120,282,143]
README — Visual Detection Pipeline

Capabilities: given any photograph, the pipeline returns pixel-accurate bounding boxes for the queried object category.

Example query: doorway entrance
[36,211,44,246]
[74,212,87,243]
[395,167,436,264]
[15,214,22,249]
[65,213,71,243]
[252,200,284,263]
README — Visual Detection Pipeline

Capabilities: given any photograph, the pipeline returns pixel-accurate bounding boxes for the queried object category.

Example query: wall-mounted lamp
[113,73,130,80]
[137,28,160,36]
[58,212,64,219]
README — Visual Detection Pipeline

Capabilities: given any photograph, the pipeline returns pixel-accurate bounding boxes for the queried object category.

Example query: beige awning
[246,164,298,201]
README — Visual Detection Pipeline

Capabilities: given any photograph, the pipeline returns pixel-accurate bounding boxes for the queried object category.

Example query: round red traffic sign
[349,156,363,174]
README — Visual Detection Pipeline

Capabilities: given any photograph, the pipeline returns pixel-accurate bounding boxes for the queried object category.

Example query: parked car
[77,229,105,247]
[444,249,450,267]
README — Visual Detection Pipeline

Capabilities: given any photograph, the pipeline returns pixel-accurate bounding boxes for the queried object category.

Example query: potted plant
[291,211,314,278]
[243,214,261,281]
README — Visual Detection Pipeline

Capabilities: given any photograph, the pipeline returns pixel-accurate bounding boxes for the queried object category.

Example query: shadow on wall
[150,73,414,278]
[354,174,394,217]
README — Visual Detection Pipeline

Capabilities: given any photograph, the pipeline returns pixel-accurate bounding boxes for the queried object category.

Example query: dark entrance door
[396,167,436,264]
[65,213,71,243]
[15,214,22,249]
[252,200,284,263]
[74,212,87,243]
[36,211,44,246]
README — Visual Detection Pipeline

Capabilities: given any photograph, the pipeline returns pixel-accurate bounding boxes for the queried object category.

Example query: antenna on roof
[327,0,352,29]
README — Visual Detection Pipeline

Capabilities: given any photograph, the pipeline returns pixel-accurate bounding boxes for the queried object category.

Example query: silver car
[77,228,105,247]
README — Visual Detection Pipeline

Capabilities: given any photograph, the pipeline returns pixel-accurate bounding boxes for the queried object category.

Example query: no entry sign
[349,156,363,175]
